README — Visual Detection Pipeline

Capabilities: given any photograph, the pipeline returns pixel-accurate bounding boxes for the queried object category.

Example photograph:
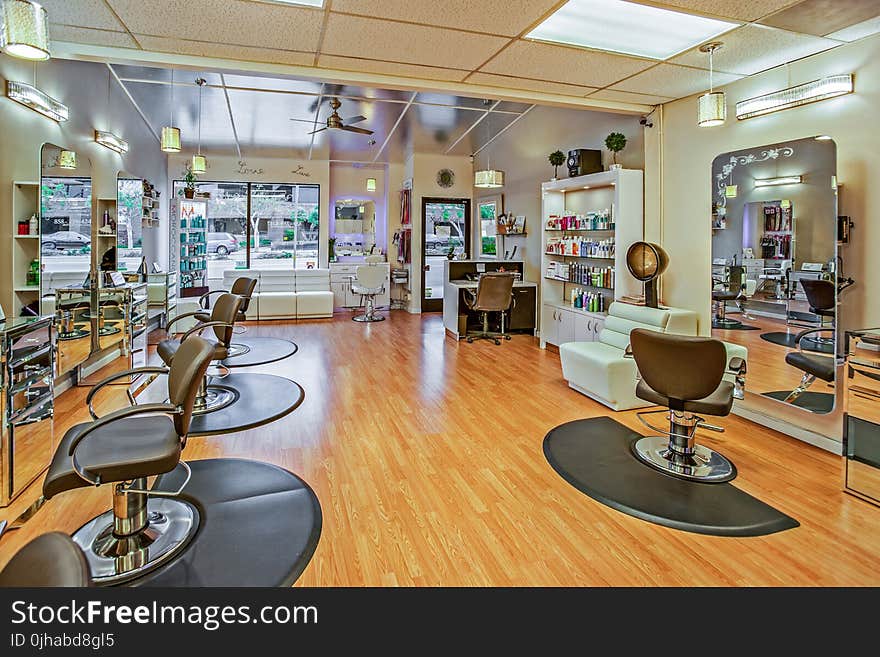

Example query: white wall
[650,33,880,335]
[329,163,388,254]
[473,105,645,310]
[0,56,168,316]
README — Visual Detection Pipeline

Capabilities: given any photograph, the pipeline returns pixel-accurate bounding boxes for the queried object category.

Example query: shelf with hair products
[539,169,643,350]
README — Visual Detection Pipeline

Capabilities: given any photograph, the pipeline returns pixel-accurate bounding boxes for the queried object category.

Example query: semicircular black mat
[543,417,799,537]
[761,331,833,354]
[222,336,298,368]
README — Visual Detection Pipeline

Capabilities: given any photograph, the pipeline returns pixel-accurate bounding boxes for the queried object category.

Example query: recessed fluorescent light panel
[755,176,802,188]
[527,0,739,60]
[736,75,853,120]
[5,80,68,121]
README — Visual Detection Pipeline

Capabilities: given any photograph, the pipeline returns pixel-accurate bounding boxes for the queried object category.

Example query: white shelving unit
[540,168,643,350]
[4,181,42,317]
[169,197,209,298]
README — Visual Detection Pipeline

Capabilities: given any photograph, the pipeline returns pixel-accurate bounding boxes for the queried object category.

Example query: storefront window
[117,178,143,272]
[40,177,92,274]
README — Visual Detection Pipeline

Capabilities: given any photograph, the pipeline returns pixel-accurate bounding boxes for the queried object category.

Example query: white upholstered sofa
[559,302,699,411]
[221,269,333,320]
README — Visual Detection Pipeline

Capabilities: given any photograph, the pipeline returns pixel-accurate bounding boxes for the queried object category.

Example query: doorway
[421,197,471,312]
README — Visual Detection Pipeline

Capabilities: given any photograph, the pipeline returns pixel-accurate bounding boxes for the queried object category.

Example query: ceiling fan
[309,97,373,135]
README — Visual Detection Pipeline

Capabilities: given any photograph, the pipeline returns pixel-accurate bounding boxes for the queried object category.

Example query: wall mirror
[117,171,144,273]
[40,143,93,373]
[333,199,376,259]
[477,195,502,258]
[710,136,843,415]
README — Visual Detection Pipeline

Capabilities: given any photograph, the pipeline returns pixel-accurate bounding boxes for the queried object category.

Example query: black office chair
[783,327,836,403]
[712,265,746,329]
[40,336,215,585]
[800,278,835,346]
[464,272,516,345]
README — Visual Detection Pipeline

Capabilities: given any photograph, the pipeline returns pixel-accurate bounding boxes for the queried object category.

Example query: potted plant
[548,150,565,180]
[183,164,197,199]
[604,132,627,170]
[329,237,337,262]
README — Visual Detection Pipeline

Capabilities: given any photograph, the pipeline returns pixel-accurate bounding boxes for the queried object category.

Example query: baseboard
[732,403,843,454]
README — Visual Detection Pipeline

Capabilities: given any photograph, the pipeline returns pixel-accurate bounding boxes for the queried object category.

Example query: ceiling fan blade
[344,115,367,124]
[308,126,328,135]
[340,125,374,135]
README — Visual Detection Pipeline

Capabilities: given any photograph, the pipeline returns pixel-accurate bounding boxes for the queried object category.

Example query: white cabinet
[330,262,391,310]
[558,307,576,345]
[542,303,606,348]
[541,304,558,347]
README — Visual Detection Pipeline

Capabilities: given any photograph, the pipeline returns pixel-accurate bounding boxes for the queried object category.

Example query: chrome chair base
[352,312,385,322]
[225,342,252,358]
[712,317,743,329]
[632,435,736,483]
[72,498,197,585]
[192,385,237,414]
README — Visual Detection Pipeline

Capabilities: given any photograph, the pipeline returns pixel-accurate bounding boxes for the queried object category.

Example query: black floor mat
[760,331,834,354]
[223,336,298,367]
[763,390,835,414]
[543,417,799,537]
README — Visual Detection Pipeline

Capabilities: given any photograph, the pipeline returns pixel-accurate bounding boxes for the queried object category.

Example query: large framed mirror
[333,199,377,260]
[710,136,846,416]
[39,143,93,374]
[116,171,144,273]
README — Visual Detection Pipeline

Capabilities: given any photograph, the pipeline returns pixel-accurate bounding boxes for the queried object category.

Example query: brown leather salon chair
[196,277,257,357]
[629,328,742,483]
[712,265,746,329]
[0,532,92,587]
[40,336,215,585]
[783,327,836,403]
[158,292,243,413]
[800,278,836,346]
[464,272,516,345]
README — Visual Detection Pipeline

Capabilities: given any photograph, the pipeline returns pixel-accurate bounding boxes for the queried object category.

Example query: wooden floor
[2,312,880,586]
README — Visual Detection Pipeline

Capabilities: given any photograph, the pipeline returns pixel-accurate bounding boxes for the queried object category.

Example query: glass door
[421,198,470,313]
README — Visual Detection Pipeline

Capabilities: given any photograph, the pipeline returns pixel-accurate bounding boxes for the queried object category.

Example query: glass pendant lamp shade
[191,154,207,174]
[474,169,504,188]
[161,125,181,152]
[698,91,726,127]
[57,149,76,169]
[0,0,50,61]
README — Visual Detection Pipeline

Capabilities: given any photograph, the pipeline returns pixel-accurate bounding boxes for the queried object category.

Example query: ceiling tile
[608,62,742,98]
[51,25,139,49]
[671,24,841,76]
[320,14,509,70]
[317,55,469,83]
[826,15,880,41]
[759,0,880,37]
[632,0,798,22]
[136,35,315,66]
[587,88,673,105]
[107,0,324,51]
[329,0,560,36]
[482,41,654,88]
[41,0,126,31]
[466,72,597,97]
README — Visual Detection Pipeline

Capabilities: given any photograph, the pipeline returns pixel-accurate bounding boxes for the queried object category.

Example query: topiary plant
[604,132,627,166]
[548,150,565,178]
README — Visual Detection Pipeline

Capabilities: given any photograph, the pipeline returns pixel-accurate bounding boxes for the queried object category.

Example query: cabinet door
[344,281,362,308]
[541,304,558,346]
[574,315,595,343]
[331,281,346,309]
[558,308,576,345]
[592,317,605,341]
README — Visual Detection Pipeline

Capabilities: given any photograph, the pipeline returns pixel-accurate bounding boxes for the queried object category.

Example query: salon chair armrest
[164,311,208,335]
[463,288,477,309]
[623,344,634,359]
[794,327,834,350]
[198,289,228,309]
[86,366,169,420]
[728,357,746,375]
[180,320,236,343]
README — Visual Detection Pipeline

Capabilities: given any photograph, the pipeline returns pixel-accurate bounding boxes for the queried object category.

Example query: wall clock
[437,168,455,188]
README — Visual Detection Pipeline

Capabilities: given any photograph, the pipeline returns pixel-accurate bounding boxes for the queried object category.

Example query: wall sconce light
[736,75,853,120]
[754,175,802,188]
[94,129,128,154]
[57,149,76,169]
[5,80,68,121]
[366,177,376,192]
[0,0,50,61]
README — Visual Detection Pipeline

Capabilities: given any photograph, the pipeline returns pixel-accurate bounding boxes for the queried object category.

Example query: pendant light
[0,0,50,61]
[474,120,504,188]
[57,149,76,169]
[698,42,725,128]
[191,78,207,173]
[161,67,181,152]
[94,66,128,154]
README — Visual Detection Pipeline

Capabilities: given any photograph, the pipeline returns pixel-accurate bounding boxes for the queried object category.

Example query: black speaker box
[567,149,602,177]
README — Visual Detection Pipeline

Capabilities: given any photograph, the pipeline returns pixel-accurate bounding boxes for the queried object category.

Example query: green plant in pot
[183,164,197,198]
[548,150,565,180]
[605,132,627,170]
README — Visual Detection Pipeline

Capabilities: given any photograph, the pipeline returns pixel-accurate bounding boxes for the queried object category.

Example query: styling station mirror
[334,199,377,259]
[116,172,144,274]
[711,136,845,425]
[39,143,93,375]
